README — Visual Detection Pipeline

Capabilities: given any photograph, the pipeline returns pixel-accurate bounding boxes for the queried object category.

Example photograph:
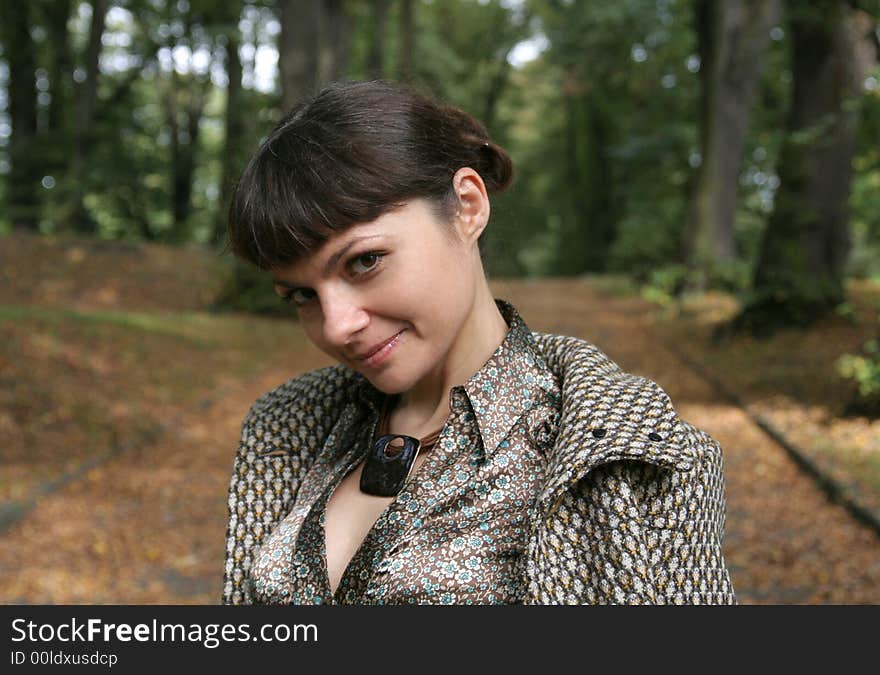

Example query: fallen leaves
[1,235,878,603]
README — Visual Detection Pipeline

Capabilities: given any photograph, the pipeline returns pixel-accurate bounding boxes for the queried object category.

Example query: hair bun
[479,140,514,194]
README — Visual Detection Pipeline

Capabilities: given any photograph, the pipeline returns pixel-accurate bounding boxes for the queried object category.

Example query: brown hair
[227,80,514,270]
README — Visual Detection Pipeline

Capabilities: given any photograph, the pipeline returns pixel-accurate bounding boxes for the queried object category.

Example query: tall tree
[211,3,250,246]
[683,0,780,290]
[320,0,351,84]
[64,0,109,233]
[398,0,415,82]
[161,3,214,240]
[734,1,876,334]
[165,73,210,237]
[547,70,618,275]
[279,0,320,111]
[1,1,40,231]
[41,0,74,138]
[367,0,389,80]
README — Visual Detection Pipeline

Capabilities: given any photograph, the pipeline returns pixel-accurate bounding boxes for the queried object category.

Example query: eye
[349,252,384,276]
[281,288,317,306]
[277,252,384,306]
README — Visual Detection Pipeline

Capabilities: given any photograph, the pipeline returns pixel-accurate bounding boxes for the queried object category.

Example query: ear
[451,167,490,246]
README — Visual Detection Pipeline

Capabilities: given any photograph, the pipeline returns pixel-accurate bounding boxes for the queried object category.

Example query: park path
[2,278,879,603]
[500,278,880,603]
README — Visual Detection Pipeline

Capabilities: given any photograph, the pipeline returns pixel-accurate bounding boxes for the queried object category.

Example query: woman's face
[271,198,480,394]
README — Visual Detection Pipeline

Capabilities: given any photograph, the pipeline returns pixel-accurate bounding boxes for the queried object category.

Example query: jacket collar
[531,331,695,506]
[352,299,559,459]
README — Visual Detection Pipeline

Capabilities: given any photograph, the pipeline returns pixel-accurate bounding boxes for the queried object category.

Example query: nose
[320,287,370,350]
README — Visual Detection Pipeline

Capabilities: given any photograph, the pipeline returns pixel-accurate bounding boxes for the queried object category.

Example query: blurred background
[1,0,879,604]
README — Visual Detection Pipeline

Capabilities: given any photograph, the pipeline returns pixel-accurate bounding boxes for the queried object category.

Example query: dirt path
[2,279,879,603]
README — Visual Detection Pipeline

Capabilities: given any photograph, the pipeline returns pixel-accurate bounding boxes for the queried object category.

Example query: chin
[366,375,408,396]
[362,367,418,396]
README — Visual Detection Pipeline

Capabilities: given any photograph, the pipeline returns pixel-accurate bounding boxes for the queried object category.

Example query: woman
[221,80,735,605]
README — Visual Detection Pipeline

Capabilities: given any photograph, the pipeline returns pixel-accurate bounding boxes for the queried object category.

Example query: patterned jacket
[222,302,735,605]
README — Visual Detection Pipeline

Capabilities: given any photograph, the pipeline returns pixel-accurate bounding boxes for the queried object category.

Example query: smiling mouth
[355,330,405,365]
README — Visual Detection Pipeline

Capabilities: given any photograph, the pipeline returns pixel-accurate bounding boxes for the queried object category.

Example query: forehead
[270,224,382,281]
[272,200,452,282]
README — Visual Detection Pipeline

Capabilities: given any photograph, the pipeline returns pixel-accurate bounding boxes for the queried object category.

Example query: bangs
[228,123,402,271]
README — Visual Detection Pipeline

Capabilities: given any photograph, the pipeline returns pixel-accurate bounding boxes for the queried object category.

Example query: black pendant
[360,434,421,497]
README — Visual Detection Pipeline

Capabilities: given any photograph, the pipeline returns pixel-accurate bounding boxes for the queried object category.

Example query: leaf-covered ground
[1,234,878,603]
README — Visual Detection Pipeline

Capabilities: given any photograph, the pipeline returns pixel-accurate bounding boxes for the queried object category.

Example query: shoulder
[530,331,719,484]
[530,330,678,422]
[239,364,362,448]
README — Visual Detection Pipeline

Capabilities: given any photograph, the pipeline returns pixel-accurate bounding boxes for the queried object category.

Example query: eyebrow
[272,235,384,288]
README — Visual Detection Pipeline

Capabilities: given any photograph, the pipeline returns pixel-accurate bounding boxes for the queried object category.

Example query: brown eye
[286,288,317,305]
[350,253,383,275]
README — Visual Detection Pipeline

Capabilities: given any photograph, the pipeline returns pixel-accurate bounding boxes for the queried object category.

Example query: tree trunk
[166,72,209,238]
[64,0,108,233]
[279,0,321,111]
[213,29,245,246]
[2,1,40,231]
[558,76,616,275]
[731,1,875,336]
[397,0,415,82]
[367,0,389,80]
[320,0,351,84]
[683,0,781,291]
[43,0,73,137]
[482,47,513,135]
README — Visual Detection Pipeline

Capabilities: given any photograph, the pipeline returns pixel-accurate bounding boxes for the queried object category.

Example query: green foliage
[639,263,689,306]
[1,0,879,300]
[210,257,294,318]
[511,0,702,276]
[838,336,880,417]
[708,258,752,293]
[850,78,880,275]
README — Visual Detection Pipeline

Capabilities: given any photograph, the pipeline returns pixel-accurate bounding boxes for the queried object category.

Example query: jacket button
[591,428,606,439]
[648,432,663,442]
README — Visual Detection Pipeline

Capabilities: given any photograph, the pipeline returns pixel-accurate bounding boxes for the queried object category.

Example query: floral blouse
[245,300,561,604]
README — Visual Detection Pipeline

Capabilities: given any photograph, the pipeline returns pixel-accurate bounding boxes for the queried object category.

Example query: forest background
[1,0,879,328]
[2,0,880,603]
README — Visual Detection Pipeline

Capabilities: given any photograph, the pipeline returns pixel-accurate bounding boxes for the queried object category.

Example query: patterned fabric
[222,299,735,605]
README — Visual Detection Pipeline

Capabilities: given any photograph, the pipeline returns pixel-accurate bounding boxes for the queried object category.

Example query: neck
[393,284,508,435]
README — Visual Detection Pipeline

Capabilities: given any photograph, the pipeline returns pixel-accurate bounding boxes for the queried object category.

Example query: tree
[279,0,320,111]
[683,0,780,291]
[320,0,351,84]
[212,7,245,245]
[64,0,109,233]
[41,0,74,142]
[397,0,415,82]
[732,1,877,335]
[367,0,389,80]
[1,0,40,231]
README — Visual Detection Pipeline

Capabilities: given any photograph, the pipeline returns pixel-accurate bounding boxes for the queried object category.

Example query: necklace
[359,395,444,497]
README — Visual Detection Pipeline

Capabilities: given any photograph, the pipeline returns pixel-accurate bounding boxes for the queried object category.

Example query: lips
[354,330,405,361]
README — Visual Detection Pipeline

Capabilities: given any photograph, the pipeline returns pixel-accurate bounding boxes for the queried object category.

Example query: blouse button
[591,428,606,439]
[648,432,663,442]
